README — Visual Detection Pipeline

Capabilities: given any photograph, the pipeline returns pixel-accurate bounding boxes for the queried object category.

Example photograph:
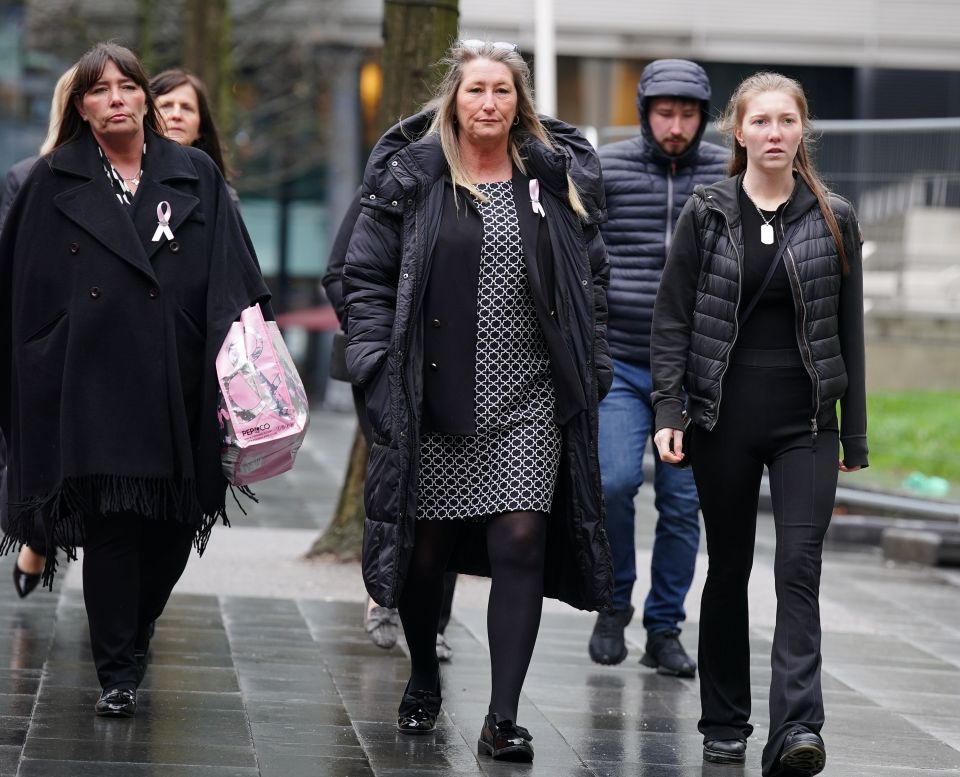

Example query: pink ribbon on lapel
[152,201,174,242]
[529,179,546,218]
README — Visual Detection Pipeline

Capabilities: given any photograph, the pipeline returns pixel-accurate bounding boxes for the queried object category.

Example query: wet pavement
[1,410,959,776]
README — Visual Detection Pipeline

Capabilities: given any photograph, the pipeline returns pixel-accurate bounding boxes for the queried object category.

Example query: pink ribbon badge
[151,201,174,242]
[529,179,546,218]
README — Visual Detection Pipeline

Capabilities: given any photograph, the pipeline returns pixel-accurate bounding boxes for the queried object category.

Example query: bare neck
[95,130,145,175]
[742,167,795,210]
[459,138,513,183]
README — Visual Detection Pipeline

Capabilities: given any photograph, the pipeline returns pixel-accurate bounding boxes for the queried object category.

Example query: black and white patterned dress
[417,180,562,521]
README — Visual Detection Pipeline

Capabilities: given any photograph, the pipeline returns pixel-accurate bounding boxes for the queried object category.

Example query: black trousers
[82,513,195,691]
[692,351,839,777]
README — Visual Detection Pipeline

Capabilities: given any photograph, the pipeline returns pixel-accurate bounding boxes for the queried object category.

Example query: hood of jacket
[360,108,606,225]
[637,58,713,169]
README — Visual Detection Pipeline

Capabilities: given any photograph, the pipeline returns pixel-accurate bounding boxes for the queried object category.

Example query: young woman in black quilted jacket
[651,72,868,777]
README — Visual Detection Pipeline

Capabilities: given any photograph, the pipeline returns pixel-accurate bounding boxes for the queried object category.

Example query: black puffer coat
[598,59,728,367]
[651,173,868,467]
[343,110,614,611]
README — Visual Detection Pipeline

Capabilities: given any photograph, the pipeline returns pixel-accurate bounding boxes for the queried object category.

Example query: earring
[513,115,520,126]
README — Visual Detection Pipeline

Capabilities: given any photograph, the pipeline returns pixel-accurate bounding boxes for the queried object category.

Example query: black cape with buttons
[0,127,271,584]
[342,109,614,611]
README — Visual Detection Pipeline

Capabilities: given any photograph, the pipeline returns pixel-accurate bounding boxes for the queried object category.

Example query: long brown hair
[426,41,587,219]
[150,68,234,180]
[54,42,163,151]
[719,71,847,270]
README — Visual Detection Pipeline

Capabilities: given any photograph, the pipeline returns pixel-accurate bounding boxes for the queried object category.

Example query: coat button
[431,318,441,328]
[430,362,438,371]
[89,286,101,299]
[169,241,180,253]
[69,242,79,254]
[148,287,160,298]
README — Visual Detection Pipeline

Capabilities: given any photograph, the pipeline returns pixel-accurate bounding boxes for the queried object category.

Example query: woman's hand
[654,427,685,465]
[839,461,862,473]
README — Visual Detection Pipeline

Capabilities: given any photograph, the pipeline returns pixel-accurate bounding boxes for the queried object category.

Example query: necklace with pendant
[757,208,776,245]
[743,184,783,245]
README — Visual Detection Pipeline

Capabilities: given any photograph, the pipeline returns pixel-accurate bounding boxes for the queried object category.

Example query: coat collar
[362,109,606,225]
[49,128,201,279]
[698,171,819,226]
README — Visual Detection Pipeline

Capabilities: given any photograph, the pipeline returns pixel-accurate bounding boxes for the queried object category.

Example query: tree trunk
[306,426,368,560]
[308,0,459,563]
[182,0,234,135]
[378,0,460,130]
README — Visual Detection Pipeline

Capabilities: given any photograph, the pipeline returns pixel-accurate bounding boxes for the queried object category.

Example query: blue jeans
[598,359,701,635]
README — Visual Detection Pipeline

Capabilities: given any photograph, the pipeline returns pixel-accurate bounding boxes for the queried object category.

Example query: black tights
[397,511,547,722]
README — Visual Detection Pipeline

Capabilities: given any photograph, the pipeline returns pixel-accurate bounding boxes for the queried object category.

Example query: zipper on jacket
[780,216,821,439]
[704,198,743,429]
[664,163,675,254]
[388,154,422,605]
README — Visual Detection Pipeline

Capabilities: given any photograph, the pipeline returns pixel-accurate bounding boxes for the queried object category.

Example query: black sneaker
[588,605,634,665]
[639,628,696,678]
[779,728,826,775]
[703,738,746,765]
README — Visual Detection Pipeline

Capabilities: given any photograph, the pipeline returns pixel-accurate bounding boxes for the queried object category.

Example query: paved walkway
[1,411,959,776]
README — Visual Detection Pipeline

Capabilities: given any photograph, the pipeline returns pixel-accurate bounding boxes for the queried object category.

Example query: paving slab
[0,409,957,776]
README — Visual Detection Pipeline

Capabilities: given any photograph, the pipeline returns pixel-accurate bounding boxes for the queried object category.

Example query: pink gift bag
[216,303,309,485]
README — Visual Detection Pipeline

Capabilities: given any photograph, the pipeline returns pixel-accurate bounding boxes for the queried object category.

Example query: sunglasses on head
[457,39,520,54]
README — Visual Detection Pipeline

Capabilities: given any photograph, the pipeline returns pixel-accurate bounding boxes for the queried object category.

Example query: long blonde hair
[39,65,78,155]
[719,71,847,271]
[427,41,587,219]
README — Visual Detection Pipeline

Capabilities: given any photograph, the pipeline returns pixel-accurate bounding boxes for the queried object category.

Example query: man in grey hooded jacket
[588,59,727,676]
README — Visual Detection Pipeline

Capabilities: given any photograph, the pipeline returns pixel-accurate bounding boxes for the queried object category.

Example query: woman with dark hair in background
[150,68,240,208]
[651,72,868,776]
[0,43,269,717]
[343,40,613,762]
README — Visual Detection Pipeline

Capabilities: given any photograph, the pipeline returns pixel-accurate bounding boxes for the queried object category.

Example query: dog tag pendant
[760,223,774,245]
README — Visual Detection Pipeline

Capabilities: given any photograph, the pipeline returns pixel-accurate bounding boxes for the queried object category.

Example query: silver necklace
[121,169,143,187]
[743,184,783,246]
[756,207,776,246]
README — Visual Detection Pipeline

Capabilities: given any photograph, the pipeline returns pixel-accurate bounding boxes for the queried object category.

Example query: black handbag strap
[739,219,803,327]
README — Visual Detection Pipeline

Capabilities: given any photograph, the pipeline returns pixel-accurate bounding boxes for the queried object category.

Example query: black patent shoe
[478,713,534,762]
[396,681,442,734]
[12,563,41,599]
[95,688,137,718]
[778,728,826,775]
[640,628,697,678]
[703,738,747,765]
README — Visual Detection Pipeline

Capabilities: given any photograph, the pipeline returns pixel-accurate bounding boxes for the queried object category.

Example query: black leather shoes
[478,713,534,762]
[640,629,697,678]
[95,688,137,718]
[12,563,41,599]
[396,680,442,734]
[703,738,747,765]
[588,605,633,665]
[778,728,826,775]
